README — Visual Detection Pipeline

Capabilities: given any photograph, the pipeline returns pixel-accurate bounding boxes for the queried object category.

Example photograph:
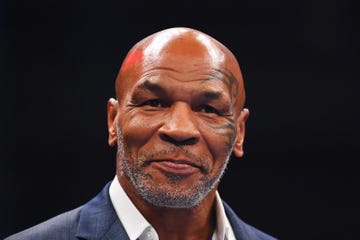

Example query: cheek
[200,122,236,172]
[207,136,232,163]
[118,113,161,150]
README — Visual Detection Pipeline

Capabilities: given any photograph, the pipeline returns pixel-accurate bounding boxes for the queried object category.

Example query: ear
[107,98,119,147]
[232,108,250,158]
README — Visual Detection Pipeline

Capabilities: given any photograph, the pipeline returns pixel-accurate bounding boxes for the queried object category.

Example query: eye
[142,99,164,108]
[198,105,220,115]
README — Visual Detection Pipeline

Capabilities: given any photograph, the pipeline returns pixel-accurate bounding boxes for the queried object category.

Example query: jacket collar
[223,201,276,240]
[74,181,274,240]
[75,182,129,240]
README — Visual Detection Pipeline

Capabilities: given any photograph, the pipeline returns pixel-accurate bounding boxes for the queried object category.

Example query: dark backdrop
[1,0,359,239]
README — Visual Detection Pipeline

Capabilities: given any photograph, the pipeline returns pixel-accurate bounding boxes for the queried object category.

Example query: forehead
[136,70,226,90]
[127,67,238,103]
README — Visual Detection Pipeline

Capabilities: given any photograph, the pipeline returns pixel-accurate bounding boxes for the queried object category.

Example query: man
[6,27,277,240]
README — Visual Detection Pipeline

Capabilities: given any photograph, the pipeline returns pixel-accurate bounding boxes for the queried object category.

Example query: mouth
[150,159,201,176]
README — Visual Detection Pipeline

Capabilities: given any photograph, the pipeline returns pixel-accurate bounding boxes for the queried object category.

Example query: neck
[119,175,217,240]
[145,194,217,240]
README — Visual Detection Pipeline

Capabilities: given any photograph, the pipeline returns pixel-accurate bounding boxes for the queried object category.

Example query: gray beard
[116,125,231,209]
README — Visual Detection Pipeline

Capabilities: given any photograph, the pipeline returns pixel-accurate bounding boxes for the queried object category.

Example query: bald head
[115,27,246,111]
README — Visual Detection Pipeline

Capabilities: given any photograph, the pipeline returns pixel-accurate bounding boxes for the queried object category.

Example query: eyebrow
[202,91,223,100]
[136,79,166,94]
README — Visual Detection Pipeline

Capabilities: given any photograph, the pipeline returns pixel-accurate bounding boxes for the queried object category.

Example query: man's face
[111,42,246,209]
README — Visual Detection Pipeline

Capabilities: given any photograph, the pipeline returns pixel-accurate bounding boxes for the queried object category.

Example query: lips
[150,159,200,175]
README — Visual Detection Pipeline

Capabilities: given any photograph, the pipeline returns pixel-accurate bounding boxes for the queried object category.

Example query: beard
[116,125,231,209]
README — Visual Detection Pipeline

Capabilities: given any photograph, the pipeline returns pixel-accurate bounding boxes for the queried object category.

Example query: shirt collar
[213,191,236,240]
[109,176,159,240]
[109,176,235,240]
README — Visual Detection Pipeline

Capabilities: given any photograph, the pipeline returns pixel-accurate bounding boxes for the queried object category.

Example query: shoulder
[4,182,116,240]
[4,206,83,240]
[222,201,278,240]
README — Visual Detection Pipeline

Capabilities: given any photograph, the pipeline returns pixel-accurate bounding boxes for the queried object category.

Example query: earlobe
[232,108,250,158]
[107,98,119,147]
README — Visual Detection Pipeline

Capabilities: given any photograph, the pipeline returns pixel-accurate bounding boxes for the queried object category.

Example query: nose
[158,102,200,145]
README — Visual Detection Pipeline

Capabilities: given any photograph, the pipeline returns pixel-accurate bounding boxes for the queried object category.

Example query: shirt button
[146,231,154,240]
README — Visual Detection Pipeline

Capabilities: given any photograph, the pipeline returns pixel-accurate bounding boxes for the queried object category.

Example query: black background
[1,0,359,239]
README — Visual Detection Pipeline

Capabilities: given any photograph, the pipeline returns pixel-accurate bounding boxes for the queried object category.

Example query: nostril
[181,138,198,145]
[160,134,173,143]
[160,134,199,146]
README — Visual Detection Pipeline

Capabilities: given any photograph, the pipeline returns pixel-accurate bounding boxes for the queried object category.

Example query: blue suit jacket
[5,182,277,240]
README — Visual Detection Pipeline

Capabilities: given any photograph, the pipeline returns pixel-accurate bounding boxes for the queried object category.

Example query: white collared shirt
[109,176,236,240]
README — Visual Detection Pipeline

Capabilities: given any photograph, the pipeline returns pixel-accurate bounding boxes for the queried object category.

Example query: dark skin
[107,27,249,240]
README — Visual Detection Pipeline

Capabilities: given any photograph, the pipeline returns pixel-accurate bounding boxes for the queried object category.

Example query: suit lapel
[223,200,260,240]
[75,182,130,240]
[73,182,272,240]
